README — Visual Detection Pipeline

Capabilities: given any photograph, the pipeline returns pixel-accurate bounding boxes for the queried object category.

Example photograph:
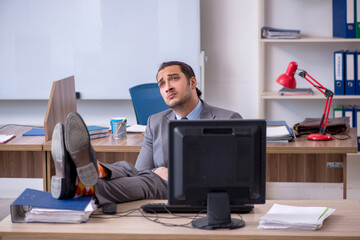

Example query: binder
[353,105,360,128]
[354,106,360,151]
[345,50,356,95]
[10,188,94,223]
[333,106,344,118]
[344,105,354,127]
[356,51,360,94]
[333,0,356,38]
[334,50,345,95]
[266,120,294,142]
[356,0,360,38]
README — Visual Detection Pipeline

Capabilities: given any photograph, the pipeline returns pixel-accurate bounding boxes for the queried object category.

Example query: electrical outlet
[327,162,343,168]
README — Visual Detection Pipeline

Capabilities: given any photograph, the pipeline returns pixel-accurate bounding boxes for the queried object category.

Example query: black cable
[0,124,43,130]
[325,129,351,140]
[90,206,244,229]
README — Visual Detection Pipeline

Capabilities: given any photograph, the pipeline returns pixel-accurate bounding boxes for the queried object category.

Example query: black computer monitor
[168,119,266,230]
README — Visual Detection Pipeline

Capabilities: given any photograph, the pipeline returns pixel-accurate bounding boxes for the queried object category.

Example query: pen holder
[111,118,127,139]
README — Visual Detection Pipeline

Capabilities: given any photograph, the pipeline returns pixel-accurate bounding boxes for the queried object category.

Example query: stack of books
[258,204,335,230]
[266,121,294,142]
[87,125,110,140]
[261,27,301,39]
[278,87,314,96]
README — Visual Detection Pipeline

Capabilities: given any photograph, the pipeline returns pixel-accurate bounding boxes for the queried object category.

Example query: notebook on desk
[23,128,45,136]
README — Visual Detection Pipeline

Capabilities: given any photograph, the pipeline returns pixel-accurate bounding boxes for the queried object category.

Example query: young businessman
[51,61,242,205]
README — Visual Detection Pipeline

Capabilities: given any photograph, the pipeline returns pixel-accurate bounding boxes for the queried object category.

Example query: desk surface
[0,199,359,240]
[43,128,358,154]
[0,125,45,151]
[267,128,358,154]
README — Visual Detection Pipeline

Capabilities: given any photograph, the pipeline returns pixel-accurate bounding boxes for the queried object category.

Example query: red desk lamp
[276,61,334,141]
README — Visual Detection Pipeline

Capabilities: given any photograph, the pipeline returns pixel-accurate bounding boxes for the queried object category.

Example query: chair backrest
[129,83,169,125]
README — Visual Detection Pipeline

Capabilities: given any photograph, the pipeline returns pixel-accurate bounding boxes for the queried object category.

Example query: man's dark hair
[156,61,202,98]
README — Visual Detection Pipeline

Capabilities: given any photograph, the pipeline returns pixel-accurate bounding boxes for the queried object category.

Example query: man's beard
[166,88,192,109]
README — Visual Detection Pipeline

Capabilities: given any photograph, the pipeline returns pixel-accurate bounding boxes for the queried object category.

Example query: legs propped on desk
[45,151,139,191]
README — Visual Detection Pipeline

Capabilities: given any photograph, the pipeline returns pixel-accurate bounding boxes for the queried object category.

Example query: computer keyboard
[140,203,254,214]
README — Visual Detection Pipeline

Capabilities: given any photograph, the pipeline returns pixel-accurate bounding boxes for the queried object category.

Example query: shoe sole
[65,112,98,187]
[51,123,76,199]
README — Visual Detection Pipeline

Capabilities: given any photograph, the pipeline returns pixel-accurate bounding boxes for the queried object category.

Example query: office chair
[129,83,169,125]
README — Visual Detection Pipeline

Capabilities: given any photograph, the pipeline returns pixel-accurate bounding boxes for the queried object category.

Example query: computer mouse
[102,202,117,215]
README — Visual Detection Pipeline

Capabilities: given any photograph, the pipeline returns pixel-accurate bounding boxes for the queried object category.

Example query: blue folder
[333,0,356,38]
[22,128,45,136]
[87,125,109,131]
[356,51,360,95]
[10,188,93,223]
[266,120,294,142]
[334,50,345,95]
[23,126,108,136]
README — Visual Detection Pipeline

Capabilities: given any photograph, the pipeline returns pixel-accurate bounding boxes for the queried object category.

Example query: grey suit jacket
[134,100,242,172]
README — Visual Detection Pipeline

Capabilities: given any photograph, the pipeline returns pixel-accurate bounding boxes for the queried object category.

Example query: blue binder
[333,0,356,38]
[10,188,93,223]
[353,105,360,128]
[334,50,345,95]
[354,106,360,151]
[356,51,360,94]
[345,50,356,95]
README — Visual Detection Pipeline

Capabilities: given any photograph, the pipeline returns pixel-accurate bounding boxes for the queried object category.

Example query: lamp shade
[276,61,298,89]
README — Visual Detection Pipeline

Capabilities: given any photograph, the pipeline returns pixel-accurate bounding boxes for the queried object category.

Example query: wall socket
[327,162,343,168]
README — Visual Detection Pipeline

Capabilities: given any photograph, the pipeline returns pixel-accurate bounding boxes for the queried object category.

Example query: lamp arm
[298,70,334,134]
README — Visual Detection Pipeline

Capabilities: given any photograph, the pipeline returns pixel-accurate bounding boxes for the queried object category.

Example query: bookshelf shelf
[261,37,360,43]
[262,92,360,100]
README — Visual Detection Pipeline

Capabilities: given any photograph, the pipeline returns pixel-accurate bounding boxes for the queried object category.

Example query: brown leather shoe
[51,122,77,199]
[65,112,98,187]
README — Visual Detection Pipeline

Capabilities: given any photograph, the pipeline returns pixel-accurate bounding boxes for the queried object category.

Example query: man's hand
[153,166,168,181]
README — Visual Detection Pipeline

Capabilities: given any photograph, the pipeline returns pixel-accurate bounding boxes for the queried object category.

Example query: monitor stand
[192,192,245,230]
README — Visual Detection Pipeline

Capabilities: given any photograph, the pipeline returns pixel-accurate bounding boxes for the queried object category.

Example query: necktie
[181,117,188,120]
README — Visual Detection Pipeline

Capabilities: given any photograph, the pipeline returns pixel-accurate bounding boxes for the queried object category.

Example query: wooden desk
[266,128,358,199]
[0,199,359,239]
[43,133,143,191]
[0,125,46,190]
[42,129,358,197]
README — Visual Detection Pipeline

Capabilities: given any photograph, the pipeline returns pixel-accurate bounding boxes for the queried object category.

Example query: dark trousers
[94,161,168,205]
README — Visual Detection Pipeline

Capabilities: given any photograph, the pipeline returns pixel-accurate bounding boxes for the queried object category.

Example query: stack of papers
[266,121,294,142]
[278,87,314,96]
[0,134,16,144]
[127,124,146,133]
[261,27,301,39]
[24,200,96,223]
[258,204,335,230]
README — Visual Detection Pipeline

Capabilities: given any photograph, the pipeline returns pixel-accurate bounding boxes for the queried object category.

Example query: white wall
[201,0,259,118]
[0,99,137,127]
[0,0,258,126]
